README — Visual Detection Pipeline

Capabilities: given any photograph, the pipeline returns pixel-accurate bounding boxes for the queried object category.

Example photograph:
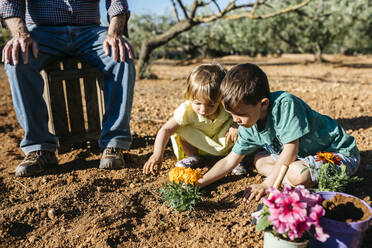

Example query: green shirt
[233,91,359,157]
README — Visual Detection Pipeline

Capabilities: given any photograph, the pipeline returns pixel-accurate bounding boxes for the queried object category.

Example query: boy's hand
[242,183,268,202]
[226,123,239,144]
[143,154,163,174]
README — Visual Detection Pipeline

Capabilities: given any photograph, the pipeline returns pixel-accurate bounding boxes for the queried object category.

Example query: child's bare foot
[232,162,247,175]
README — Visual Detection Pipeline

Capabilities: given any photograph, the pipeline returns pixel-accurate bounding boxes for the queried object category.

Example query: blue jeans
[4,25,136,154]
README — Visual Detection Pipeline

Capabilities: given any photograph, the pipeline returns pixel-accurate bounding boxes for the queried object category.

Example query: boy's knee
[254,155,266,174]
[286,162,313,187]
[254,152,274,176]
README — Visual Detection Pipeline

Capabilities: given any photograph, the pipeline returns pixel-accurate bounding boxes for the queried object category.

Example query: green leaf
[301,167,308,174]
[256,215,271,231]
[158,182,202,212]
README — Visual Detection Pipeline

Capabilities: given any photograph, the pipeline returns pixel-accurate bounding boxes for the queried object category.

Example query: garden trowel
[251,163,289,224]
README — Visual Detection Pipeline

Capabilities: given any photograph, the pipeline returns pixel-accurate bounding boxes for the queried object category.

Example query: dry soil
[0,54,371,248]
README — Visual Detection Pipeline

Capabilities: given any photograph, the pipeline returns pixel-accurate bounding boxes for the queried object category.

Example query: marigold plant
[158,167,203,212]
[316,152,342,165]
[169,167,203,185]
[305,152,362,192]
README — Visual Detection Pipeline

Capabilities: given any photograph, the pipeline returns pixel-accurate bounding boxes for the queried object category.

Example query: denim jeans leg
[73,26,136,150]
[4,26,70,154]
[5,53,58,154]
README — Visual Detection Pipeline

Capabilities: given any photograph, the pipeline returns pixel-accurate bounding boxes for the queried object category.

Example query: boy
[197,63,360,201]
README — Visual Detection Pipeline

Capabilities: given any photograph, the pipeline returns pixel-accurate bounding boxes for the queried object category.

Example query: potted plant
[302,152,372,248]
[255,185,329,248]
[158,167,203,212]
[306,152,362,192]
[309,191,372,248]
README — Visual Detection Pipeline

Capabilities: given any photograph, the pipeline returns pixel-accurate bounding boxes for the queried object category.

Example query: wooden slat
[62,58,85,135]
[81,63,101,133]
[44,68,100,80]
[97,73,105,126]
[44,62,69,138]
[58,131,101,144]
[43,57,104,154]
[41,71,55,134]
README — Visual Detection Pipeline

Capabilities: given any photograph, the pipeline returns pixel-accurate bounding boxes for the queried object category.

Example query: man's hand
[226,123,239,144]
[242,183,268,202]
[2,17,38,65]
[143,153,163,174]
[105,14,135,62]
[103,34,134,62]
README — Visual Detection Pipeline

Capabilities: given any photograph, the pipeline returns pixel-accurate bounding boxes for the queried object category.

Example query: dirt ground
[0,54,371,248]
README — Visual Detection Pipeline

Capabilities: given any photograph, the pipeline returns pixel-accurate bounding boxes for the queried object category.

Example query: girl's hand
[143,154,163,174]
[226,123,239,144]
[242,183,268,202]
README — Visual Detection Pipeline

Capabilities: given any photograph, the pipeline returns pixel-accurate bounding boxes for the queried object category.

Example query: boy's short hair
[221,63,270,111]
[184,63,227,103]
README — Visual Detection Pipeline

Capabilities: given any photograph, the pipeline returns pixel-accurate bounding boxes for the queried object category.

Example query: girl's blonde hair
[184,63,227,103]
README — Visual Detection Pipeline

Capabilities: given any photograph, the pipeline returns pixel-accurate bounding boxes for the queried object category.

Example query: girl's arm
[143,117,180,174]
[198,151,245,188]
[243,139,299,202]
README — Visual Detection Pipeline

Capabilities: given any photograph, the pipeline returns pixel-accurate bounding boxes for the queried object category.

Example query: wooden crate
[41,58,105,154]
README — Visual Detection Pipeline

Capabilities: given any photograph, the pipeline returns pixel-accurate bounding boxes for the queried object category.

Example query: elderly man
[0,0,136,177]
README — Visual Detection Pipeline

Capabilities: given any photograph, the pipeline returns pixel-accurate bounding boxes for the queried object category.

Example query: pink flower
[314,226,330,242]
[261,184,329,242]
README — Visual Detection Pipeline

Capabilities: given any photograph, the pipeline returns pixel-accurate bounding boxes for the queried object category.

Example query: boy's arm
[198,151,244,188]
[244,139,299,201]
[143,117,180,174]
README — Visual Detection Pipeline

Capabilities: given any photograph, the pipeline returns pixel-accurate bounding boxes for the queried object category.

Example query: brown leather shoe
[99,147,125,169]
[15,150,57,177]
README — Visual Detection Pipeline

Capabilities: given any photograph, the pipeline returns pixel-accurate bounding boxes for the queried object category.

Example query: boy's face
[225,98,269,128]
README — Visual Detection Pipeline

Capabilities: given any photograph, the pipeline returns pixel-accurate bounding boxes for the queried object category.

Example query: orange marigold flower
[316,152,341,165]
[169,167,203,185]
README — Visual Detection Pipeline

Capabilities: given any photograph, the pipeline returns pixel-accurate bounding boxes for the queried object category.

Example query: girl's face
[191,94,220,119]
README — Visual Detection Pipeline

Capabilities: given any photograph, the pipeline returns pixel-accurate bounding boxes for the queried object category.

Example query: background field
[0,54,371,247]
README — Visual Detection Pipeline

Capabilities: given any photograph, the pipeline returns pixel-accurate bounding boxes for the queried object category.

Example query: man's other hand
[103,34,135,62]
[2,33,38,65]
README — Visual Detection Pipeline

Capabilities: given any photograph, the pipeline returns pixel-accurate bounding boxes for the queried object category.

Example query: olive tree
[137,0,312,78]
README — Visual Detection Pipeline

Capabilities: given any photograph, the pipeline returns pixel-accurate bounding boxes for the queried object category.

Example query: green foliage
[129,0,372,60]
[0,27,11,48]
[302,162,362,192]
[316,163,362,192]
[157,182,202,212]
[255,207,271,231]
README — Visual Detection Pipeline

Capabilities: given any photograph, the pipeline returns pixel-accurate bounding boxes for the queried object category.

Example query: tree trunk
[137,19,196,78]
[314,43,325,63]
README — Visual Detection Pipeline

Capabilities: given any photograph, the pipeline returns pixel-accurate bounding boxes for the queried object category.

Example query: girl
[143,63,246,175]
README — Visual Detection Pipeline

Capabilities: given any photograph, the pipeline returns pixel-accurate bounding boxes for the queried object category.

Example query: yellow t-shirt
[171,101,234,159]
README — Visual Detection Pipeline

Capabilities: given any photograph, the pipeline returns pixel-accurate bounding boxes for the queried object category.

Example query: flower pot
[309,192,372,248]
[264,232,309,248]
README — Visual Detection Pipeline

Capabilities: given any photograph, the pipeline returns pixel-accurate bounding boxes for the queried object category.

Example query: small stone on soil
[47,208,56,219]
[28,235,37,243]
